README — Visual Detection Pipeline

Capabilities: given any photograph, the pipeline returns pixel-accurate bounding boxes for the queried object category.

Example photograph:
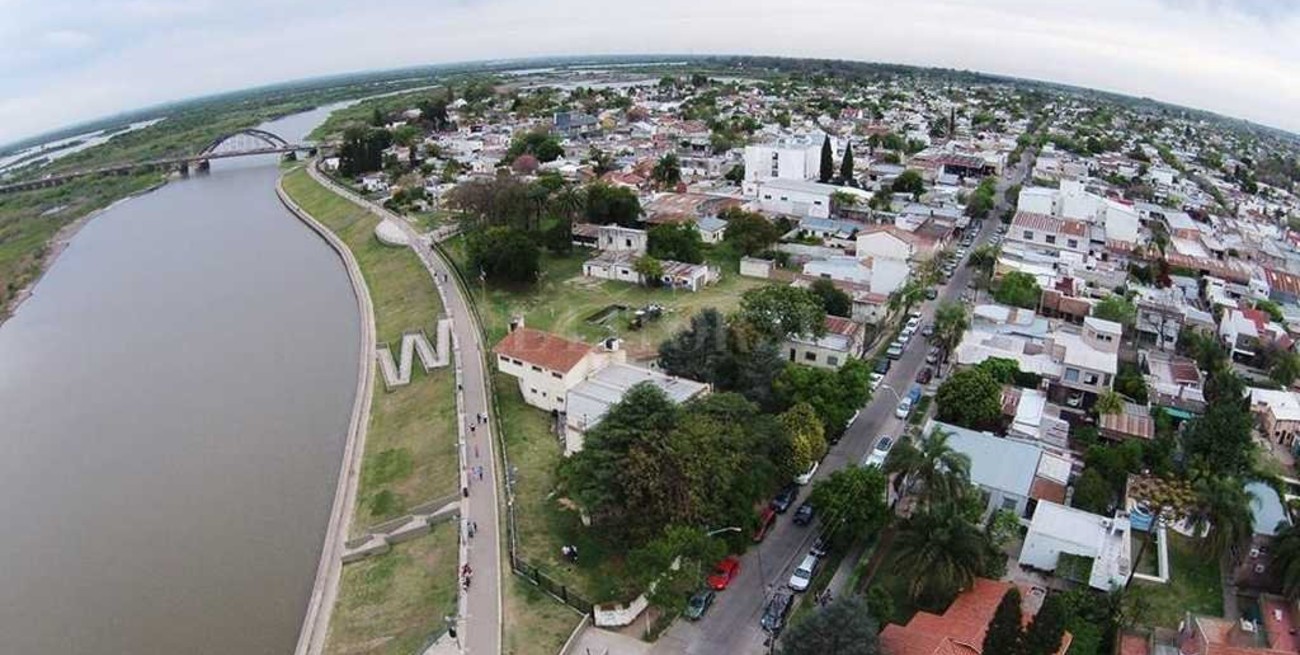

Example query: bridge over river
[0,128,321,194]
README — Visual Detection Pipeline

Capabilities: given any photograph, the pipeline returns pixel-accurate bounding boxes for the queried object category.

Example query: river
[0,105,360,654]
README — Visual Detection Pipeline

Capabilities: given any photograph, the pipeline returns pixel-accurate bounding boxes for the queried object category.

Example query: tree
[648,223,704,263]
[932,302,970,361]
[633,255,664,287]
[935,368,1003,430]
[885,428,972,509]
[774,359,872,438]
[819,135,834,183]
[1071,469,1113,514]
[629,524,728,615]
[810,278,853,318]
[994,271,1042,310]
[777,594,881,655]
[584,183,643,227]
[839,142,856,182]
[659,308,730,384]
[511,153,540,175]
[1182,397,1254,476]
[720,207,781,255]
[810,466,889,547]
[976,357,1020,385]
[1095,389,1124,415]
[1189,476,1254,559]
[982,587,1024,655]
[782,402,828,475]
[1115,363,1149,404]
[507,130,564,162]
[338,125,393,177]
[466,227,540,284]
[1269,522,1300,599]
[894,503,991,601]
[1093,296,1137,331]
[1271,348,1300,387]
[965,178,998,220]
[891,170,925,199]
[739,285,827,339]
[652,153,682,188]
[1024,593,1068,655]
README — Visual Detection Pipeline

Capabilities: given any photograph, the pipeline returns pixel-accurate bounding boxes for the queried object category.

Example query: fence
[430,238,597,618]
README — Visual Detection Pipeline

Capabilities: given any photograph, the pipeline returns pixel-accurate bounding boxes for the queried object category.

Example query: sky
[1,0,1298,145]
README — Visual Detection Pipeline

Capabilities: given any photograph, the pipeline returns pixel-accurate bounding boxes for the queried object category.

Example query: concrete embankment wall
[276,176,377,655]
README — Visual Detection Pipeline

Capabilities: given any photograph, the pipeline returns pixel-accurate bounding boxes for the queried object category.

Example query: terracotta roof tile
[493,328,593,374]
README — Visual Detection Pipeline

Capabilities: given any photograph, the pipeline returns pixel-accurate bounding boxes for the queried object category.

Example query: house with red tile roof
[879,578,1071,655]
[1177,608,1300,655]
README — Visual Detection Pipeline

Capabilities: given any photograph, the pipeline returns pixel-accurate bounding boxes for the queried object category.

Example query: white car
[895,397,913,419]
[869,372,884,390]
[863,436,894,468]
[788,553,819,592]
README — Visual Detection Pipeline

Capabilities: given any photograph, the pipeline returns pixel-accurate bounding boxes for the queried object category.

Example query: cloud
[41,29,96,49]
[0,0,1297,145]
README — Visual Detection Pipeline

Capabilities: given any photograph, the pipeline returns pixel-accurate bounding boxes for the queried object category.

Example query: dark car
[810,535,829,557]
[760,591,794,634]
[771,485,798,513]
[685,589,716,620]
[916,366,933,385]
[925,287,938,300]
[793,502,815,526]
[873,358,892,375]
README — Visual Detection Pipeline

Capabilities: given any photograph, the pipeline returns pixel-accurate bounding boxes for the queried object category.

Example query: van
[788,553,819,592]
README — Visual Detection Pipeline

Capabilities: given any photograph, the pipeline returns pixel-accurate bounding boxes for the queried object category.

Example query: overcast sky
[2,0,1298,145]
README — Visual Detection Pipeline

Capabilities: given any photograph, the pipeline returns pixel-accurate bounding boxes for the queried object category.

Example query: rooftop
[494,327,593,374]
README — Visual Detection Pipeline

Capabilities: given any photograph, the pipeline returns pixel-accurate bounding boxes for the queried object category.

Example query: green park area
[324,522,458,655]
[282,167,460,652]
[1132,533,1223,629]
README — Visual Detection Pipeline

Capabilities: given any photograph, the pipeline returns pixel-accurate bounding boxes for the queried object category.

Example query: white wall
[869,257,911,296]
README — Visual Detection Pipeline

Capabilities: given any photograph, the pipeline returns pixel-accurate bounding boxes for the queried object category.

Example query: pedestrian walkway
[308,163,502,655]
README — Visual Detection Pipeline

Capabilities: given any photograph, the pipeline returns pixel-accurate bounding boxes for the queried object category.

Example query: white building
[493,326,708,454]
[742,135,828,196]
[581,251,719,292]
[750,178,849,218]
[1020,500,1132,591]
[784,315,865,370]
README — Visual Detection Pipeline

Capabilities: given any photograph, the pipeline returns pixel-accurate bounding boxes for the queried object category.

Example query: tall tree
[839,142,856,182]
[659,308,730,385]
[1269,522,1300,599]
[782,402,828,475]
[891,170,926,199]
[774,359,872,438]
[982,587,1025,655]
[884,427,972,509]
[894,503,991,600]
[721,207,781,255]
[777,594,881,655]
[584,183,643,226]
[810,278,853,318]
[1093,295,1137,332]
[994,271,1042,310]
[652,153,683,188]
[1024,593,1067,655]
[810,465,888,546]
[819,135,834,183]
[739,285,827,339]
[932,302,970,361]
[648,223,704,263]
[935,368,1003,430]
[1189,476,1255,559]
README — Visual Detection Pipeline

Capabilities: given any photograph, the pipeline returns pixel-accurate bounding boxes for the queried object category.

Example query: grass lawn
[1133,533,1223,629]
[496,371,635,603]
[443,236,772,360]
[282,166,458,530]
[324,522,458,655]
[503,576,584,655]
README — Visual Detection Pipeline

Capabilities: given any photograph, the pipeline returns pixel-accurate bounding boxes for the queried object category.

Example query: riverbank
[280,166,459,655]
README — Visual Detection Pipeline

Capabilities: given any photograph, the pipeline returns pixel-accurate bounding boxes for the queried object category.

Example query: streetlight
[705,526,742,537]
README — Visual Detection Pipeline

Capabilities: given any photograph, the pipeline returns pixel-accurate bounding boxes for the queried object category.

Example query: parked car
[895,396,913,419]
[870,372,884,390]
[707,556,741,590]
[772,485,799,513]
[925,288,938,300]
[793,502,815,526]
[886,343,904,359]
[921,323,935,338]
[760,591,794,634]
[753,507,777,542]
[810,535,829,557]
[916,367,933,385]
[788,553,820,592]
[926,347,941,364]
[685,589,716,620]
[873,358,892,375]
[864,436,893,467]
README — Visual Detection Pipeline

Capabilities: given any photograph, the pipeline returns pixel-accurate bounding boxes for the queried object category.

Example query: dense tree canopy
[652,153,682,188]
[338,125,393,177]
[820,135,835,183]
[777,594,881,655]
[720,207,781,255]
[739,285,827,339]
[810,465,888,547]
[935,368,1003,430]
[982,587,1024,655]
[585,183,643,227]
[782,402,829,475]
[466,226,540,284]
[506,130,564,162]
[774,358,872,437]
[891,170,926,199]
[1093,295,1137,330]
[994,271,1042,309]
[810,278,853,318]
[648,223,704,264]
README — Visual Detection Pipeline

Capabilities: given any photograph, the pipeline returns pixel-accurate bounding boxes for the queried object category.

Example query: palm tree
[884,427,972,509]
[1189,476,1255,560]
[932,302,970,363]
[1270,522,1300,599]
[1095,389,1125,415]
[549,184,585,223]
[652,153,682,189]
[894,502,990,601]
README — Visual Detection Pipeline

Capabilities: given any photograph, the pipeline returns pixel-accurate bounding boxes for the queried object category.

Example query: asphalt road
[654,153,1033,655]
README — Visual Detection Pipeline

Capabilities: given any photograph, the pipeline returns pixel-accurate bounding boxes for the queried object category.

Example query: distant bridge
[0,129,320,195]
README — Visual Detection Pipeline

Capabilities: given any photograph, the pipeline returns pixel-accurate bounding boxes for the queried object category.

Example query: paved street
[306,164,503,655]
[657,153,1033,654]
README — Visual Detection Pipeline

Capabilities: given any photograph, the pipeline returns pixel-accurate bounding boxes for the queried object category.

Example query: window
[1001,497,1018,512]
[1064,368,1080,382]
[1083,373,1099,385]
[1103,374,1112,386]
[780,196,789,201]
[814,200,823,206]
[625,238,632,248]
[763,194,772,200]
[1068,239,1079,249]
[551,372,562,379]
[804,351,817,362]
[531,365,542,373]
[498,354,509,364]
[827,356,840,367]
[1023,230,1033,240]
[1045,234,1057,245]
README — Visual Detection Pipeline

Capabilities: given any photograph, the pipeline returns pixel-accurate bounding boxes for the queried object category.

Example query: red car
[707,556,742,590]
[753,507,777,542]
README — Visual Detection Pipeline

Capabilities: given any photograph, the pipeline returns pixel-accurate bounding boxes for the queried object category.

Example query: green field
[503,576,584,655]
[282,167,458,530]
[325,522,458,655]
[1133,533,1224,629]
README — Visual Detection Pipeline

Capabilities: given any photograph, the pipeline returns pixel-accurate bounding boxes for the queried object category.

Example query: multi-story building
[741,135,828,196]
